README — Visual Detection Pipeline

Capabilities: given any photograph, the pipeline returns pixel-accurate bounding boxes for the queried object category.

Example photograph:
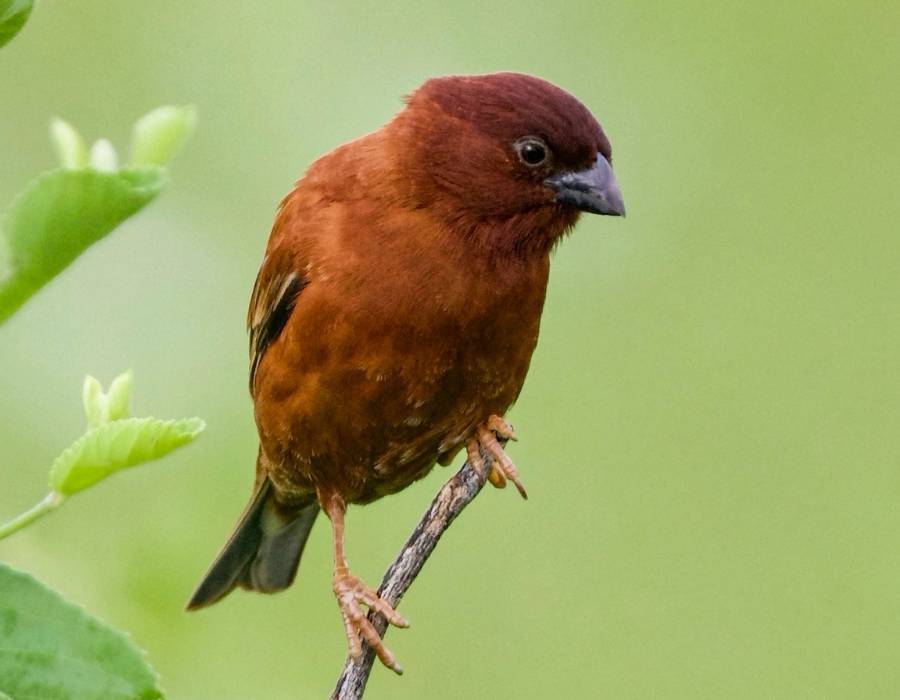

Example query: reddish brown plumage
[189,72,624,672]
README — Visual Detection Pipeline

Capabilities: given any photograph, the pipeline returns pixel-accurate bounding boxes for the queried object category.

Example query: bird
[187,71,625,673]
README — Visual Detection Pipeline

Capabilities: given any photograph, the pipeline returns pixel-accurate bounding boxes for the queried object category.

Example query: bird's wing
[247,245,309,391]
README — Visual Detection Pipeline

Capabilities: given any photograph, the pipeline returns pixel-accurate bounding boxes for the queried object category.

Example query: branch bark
[330,457,490,699]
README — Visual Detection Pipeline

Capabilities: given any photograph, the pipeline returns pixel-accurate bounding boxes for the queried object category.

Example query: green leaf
[89,139,119,172]
[0,0,33,49]
[104,370,133,423]
[0,167,167,323]
[49,118,89,170]
[83,371,134,429]
[48,417,205,496]
[129,105,197,167]
[82,376,106,430]
[0,563,165,700]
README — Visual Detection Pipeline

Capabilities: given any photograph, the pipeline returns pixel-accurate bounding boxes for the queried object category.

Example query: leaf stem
[0,492,64,541]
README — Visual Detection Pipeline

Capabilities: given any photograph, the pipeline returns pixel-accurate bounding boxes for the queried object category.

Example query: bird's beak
[545,155,626,217]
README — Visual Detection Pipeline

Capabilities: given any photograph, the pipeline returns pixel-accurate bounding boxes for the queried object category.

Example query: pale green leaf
[129,105,197,167]
[0,0,33,49]
[82,371,133,429]
[82,376,105,429]
[48,417,205,495]
[0,167,167,323]
[81,370,134,428]
[0,563,165,700]
[104,370,133,423]
[89,138,119,172]
[49,118,89,170]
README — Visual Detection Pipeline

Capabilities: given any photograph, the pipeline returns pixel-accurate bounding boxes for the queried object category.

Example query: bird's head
[388,72,624,253]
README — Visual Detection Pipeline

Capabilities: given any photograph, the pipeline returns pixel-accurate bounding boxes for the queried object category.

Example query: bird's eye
[514,137,549,167]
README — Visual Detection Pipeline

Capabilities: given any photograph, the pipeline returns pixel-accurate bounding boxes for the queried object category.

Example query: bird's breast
[256,205,552,503]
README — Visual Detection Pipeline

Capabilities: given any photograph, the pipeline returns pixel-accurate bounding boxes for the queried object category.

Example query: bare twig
[330,457,491,699]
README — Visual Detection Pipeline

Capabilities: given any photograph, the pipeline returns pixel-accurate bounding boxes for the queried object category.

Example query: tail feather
[186,476,319,610]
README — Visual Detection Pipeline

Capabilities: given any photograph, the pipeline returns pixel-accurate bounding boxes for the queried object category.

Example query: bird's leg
[466,415,527,499]
[319,489,409,675]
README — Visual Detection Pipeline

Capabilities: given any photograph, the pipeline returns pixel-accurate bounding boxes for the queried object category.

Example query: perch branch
[330,456,491,699]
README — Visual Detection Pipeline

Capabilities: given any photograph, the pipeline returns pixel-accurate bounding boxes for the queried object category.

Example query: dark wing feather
[247,250,308,391]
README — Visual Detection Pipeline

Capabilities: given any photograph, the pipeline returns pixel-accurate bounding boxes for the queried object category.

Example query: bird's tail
[186,475,320,610]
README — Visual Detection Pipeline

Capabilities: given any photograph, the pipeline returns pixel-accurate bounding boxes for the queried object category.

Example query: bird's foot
[466,415,527,499]
[333,567,409,674]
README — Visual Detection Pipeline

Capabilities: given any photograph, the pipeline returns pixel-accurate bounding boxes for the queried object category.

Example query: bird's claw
[466,415,527,499]
[333,569,408,674]
[486,415,518,442]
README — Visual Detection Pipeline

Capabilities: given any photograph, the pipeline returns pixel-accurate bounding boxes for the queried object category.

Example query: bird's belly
[259,331,533,504]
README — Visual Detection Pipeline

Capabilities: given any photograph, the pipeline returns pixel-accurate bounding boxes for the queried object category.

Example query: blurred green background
[2,1,899,698]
